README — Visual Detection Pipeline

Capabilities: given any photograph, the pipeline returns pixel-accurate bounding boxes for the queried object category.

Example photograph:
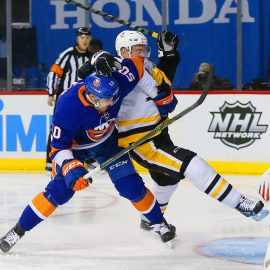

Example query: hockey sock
[184,156,241,208]
[141,183,178,222]
[19,192,57,231]
[150,182,179,213]
[132,188,163,224]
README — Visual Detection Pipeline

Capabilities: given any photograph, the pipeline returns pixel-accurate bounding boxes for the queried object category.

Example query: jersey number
[119,66,135,82]
[52,125,61,139]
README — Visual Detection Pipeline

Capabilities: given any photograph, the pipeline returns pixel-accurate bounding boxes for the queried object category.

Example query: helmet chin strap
[86,93,101,109]
[86,94,109,114]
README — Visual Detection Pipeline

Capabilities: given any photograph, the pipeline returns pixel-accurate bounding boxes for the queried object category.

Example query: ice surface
[0,172,269,270]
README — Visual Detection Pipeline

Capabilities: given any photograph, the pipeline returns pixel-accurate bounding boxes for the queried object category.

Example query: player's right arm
[49,93,90,191]
[156,31,180,82]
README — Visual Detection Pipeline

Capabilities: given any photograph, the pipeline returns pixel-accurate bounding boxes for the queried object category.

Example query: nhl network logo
[208,101,268,150]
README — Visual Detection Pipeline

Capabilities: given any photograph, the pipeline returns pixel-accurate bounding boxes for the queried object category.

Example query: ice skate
[0,223,25,253]
[235,195,269,221]
[149,218,176,243]
[141,219,176,234]
[45,162,52,176]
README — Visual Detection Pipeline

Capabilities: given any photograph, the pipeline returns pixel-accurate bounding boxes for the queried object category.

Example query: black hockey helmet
[76,27,91,36]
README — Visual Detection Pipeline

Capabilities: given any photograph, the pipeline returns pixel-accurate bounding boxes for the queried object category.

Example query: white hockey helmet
[115,30,148,58]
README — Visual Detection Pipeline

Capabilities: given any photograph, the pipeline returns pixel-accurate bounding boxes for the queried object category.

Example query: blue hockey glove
[151,81,178,117]
[62,159,92,191]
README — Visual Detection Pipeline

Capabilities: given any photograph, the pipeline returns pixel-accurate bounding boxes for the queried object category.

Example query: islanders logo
[93,79,101,87]
[86,117,115,142]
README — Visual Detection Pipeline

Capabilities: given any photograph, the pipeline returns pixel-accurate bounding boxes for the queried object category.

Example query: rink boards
[0,91,270,174]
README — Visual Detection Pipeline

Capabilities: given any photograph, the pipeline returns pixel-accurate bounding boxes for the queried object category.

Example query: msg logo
[208,101,268,150]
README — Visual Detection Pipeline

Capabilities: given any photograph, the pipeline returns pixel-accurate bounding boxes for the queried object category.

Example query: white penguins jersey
[117,59,164,148]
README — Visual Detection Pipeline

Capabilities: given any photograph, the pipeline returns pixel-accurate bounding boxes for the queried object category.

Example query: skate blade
[165,236,178,249]
[149,231,178,249]
[252,209,269,221]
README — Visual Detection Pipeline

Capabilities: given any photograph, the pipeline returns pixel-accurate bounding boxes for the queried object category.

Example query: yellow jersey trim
[118,130,161,148]
[118,114,160,127]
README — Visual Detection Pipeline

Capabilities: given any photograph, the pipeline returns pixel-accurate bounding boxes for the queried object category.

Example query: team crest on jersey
[86,118,115,142]
[208,101,268,150]
[93,79,101,87]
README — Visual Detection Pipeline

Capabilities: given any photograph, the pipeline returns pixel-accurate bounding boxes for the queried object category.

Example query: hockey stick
[62,0,159,38]
[83,65,214,180]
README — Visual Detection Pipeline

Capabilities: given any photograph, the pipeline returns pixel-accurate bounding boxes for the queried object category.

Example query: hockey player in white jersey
[113,30,269,230]
[78,30,268,233]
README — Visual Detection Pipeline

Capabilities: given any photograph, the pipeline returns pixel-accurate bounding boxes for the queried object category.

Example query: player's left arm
[109,57,145,98]
[89,51,146,97]
[156,30,180,83]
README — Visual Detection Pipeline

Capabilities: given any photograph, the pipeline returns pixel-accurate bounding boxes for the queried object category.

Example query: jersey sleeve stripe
[118,114,160,127]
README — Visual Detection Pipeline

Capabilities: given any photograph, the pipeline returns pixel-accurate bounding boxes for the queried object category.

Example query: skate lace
[159,222,170,235]
[239,197,256,211]
[4,231,20,246]
[150,222,170,235]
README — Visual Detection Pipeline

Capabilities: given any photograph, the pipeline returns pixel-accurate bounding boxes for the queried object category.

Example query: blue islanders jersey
[50,57,144,164]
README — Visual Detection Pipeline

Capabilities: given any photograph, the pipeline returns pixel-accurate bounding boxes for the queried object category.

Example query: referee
[45,27,93,173]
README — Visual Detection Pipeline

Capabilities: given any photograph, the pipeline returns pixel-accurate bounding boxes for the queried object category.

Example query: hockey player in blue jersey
[0,57,176,253]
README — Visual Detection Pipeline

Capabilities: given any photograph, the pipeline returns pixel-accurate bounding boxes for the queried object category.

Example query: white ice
[0,172,269,270]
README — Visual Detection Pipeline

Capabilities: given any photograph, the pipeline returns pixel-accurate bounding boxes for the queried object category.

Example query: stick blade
[265,241,270,269]
[258,168,270,202]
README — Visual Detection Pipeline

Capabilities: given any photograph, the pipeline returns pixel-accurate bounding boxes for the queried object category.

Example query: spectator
[242,78,270,90]
[45,27,93,173]
[189,62,234,90]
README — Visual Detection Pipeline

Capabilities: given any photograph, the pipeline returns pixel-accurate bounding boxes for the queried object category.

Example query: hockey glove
[78,60,95,79]
[150,81,178,117]
[91,50,122,77]
[157,30,179,58]
[62,159,92,191]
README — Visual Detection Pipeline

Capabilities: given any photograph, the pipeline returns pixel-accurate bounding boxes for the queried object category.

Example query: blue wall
[31,0,270,89]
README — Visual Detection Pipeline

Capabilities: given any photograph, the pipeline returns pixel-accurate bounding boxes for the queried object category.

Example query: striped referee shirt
[46,46,92,96]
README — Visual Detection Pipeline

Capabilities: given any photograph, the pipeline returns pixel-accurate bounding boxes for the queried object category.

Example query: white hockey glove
[157,30,179,58]
[91,50,122,77]
[258,168,270,201]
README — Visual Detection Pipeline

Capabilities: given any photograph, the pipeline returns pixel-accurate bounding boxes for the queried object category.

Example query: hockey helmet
[115,30,149,58]
[84,73,119,108]
[76,27,92,36]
